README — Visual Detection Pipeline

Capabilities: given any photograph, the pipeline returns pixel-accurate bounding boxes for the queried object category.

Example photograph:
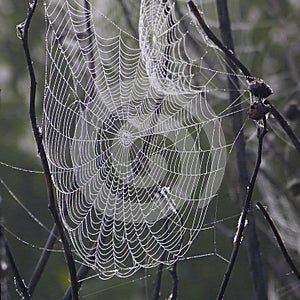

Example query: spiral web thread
[43,0,250,279]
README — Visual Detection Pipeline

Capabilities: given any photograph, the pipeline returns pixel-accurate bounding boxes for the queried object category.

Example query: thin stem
[63,217,112,300]
[265,99,300,154]
[151,262,164,300]
[20,1,78,299]
[217,117,268,300]
[1,225,31,299]
[28,225,58,295]
[256,202,300,281]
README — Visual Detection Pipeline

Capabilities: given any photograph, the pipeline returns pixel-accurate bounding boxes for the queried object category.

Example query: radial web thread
[43,0,250,279]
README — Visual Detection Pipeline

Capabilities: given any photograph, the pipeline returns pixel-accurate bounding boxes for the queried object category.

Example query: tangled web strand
[43,0,249,279]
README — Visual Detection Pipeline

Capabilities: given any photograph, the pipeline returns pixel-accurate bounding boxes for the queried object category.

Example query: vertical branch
[215,1,267,299]
[19,1,79,299]
[151,260,165,300]
[151,220,168,300]
[217,117,268,299]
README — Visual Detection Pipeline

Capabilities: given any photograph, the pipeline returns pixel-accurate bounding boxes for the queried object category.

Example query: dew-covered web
[42,0,251,279]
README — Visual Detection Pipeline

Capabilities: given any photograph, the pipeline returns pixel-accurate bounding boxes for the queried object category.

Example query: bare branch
[265,99,300,154]
[19,1,79,298]
[188,1,253,81]
[256,202,300,282]
[62,264,91,300]
[217,117,268,299]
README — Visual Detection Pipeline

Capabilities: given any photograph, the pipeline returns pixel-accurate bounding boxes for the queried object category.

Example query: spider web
[42,0,250,279]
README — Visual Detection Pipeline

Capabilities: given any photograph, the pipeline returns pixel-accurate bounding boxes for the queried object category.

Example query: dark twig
[1,224,31,299]
[256,202,300,281]
[215,1,267,299]
[188,0,300,155]
[265,99,300,154]
[19,1,78,299]
[188,1,253,81]
[217,117,268,300]
[151,253,166,300]
[28,225,58,295]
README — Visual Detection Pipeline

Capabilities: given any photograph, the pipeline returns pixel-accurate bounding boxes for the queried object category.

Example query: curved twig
[256,202,300,281]
[188,1,253,81]
[19,1,78,299]
[265,99,300,154]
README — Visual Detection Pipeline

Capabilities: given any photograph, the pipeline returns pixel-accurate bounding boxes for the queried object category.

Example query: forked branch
[217,117,268,299]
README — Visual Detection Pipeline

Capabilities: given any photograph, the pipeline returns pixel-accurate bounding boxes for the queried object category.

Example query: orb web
[43,0,250,279]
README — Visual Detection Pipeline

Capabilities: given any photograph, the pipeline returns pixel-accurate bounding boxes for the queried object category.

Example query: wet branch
[19,1,78,299]
[188,1,253,81]
[151,261,165,300]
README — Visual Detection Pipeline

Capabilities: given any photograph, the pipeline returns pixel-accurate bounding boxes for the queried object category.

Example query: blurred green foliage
[1,0,300,299]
